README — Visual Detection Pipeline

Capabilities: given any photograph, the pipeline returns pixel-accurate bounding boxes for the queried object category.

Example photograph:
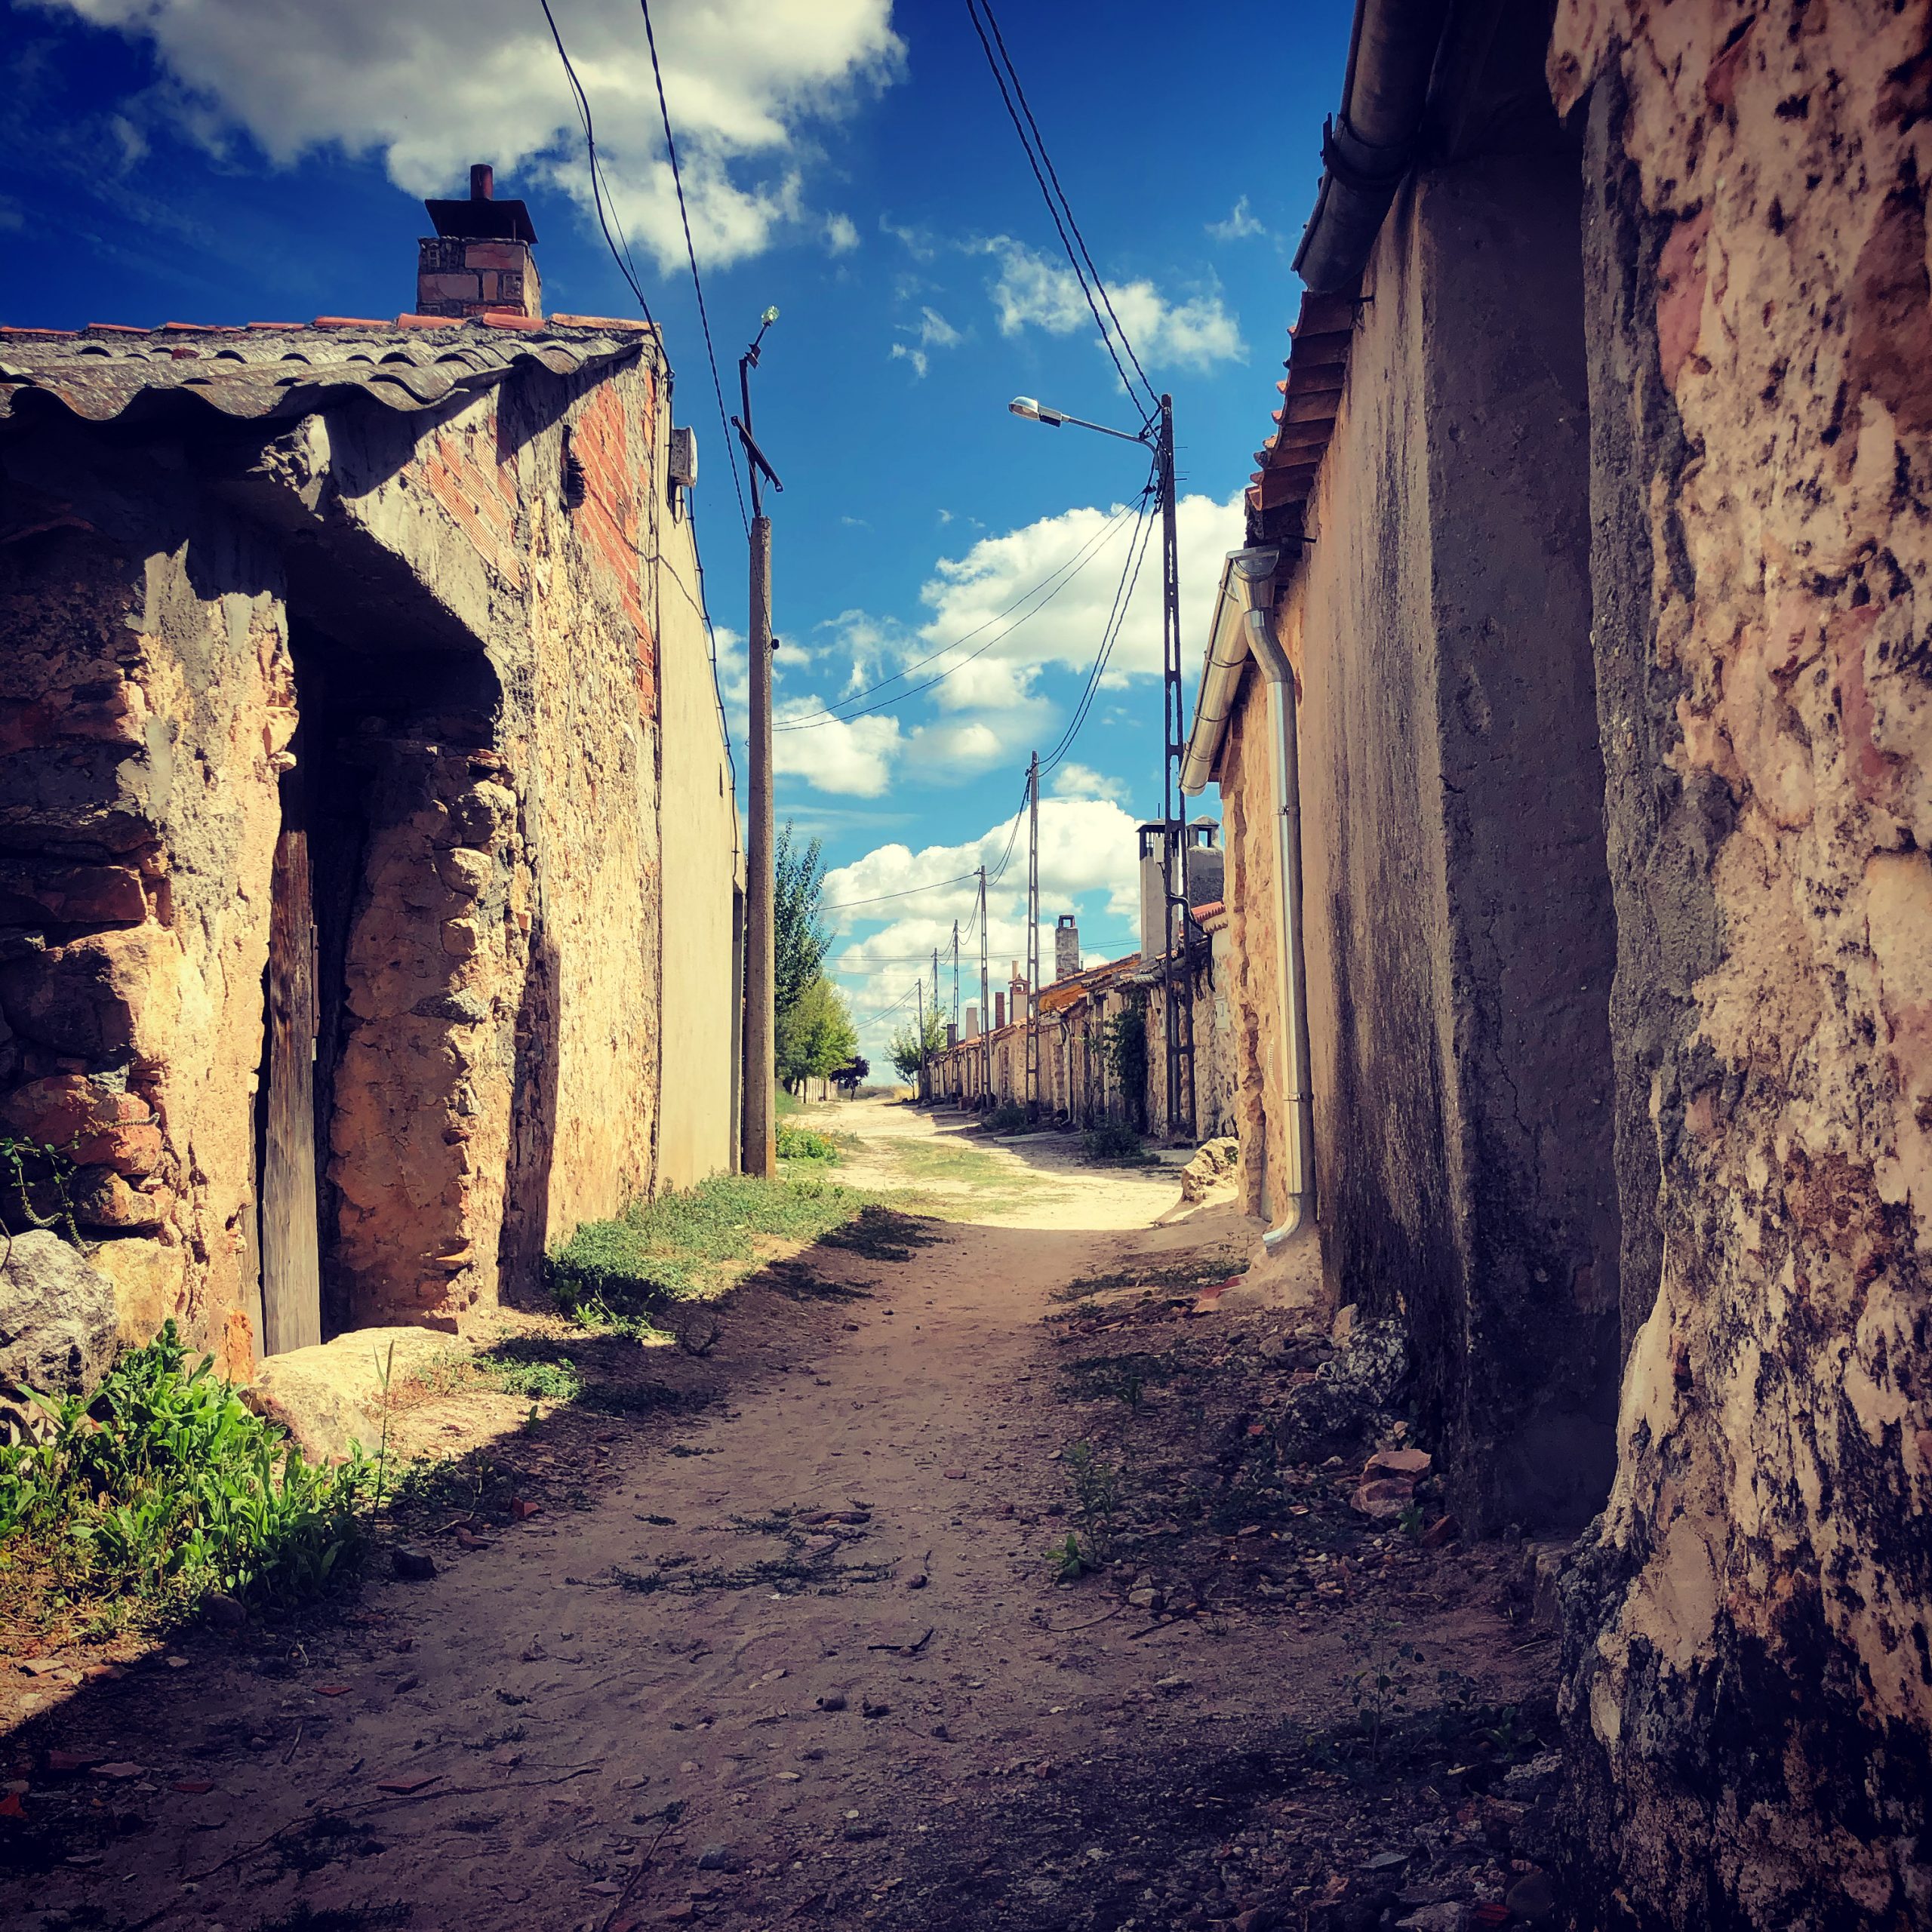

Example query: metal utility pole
[915,978,927,1103]
[735,306,783,1177]
[1026,752,1041,1118]
[1155,392,1195,1144]
[977,866,991,1106]
[951,920,960,1034]
[1004,388,1192,1141]
[932,948,940,1022]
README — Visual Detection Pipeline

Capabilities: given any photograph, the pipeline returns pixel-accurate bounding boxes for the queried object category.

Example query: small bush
[0,1321,365,1614]
[777,1124,838,1162]
[1081,1121,1149,1164]
[986,1102,1029,1134]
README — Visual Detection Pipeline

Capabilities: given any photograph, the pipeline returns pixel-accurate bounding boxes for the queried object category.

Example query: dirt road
[5,1103,1559,1932]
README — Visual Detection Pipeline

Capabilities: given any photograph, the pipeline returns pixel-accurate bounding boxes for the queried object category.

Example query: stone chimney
[964,1003,980,1039]
[1054,914,1080,983]
[417,163,543,322]
[994,991,1006,1031]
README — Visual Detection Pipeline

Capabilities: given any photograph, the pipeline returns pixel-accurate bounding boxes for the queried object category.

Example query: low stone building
[1184,0,1930,1923]
[0,170,741,1377]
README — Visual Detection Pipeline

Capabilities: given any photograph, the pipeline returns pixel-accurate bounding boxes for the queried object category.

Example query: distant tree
[777,975,859,1091]
[832,1056,869,1097]
[888,1011,948,1083]
[774,822,830,1038]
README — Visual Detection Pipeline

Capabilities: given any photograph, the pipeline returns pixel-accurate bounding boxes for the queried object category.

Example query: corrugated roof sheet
[0,313,654,429]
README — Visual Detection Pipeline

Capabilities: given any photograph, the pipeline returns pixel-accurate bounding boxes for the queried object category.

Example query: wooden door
[260,804,322,1357]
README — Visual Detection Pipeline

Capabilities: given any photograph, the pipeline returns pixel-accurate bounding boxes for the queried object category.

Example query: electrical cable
[1038,473,1159,778]
[824,869,980,913]
[977,0,1157,412]
[539,0,658,331]
[774,493,1143,732]
[638,0,750,537]
[964,0,1146,413]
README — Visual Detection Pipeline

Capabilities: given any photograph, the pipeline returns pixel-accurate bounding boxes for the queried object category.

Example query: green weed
[777,1124,840,1161]
[0,1321,365,1621]
[1080,1121,1152,1165]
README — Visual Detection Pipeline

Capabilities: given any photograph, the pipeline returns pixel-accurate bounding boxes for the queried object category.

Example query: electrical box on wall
[668,425,698,491]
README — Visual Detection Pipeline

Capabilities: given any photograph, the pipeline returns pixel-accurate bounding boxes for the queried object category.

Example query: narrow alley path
[8,1104,1558,1932]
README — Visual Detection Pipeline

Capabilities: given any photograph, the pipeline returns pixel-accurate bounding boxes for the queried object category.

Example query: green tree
[774,821,831,1036]
[888,1011,949,1083]
[777,975,859,1091]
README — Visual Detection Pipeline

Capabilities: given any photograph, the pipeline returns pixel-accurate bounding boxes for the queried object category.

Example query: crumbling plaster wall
[1216,683,1288,1221]
[1549,4,1932,1924]
[0,454,292,1375]
[1278,151,1620,1533]
[312,352,668,1309]
[655,473,741,1192]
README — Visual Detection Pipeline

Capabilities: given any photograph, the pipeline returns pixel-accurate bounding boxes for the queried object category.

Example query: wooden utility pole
[1026,752,1040,1118]
[915,978,928,1103]
[735,309,783,1177]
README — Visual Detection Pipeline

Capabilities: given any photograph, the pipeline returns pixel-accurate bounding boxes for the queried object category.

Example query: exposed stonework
[1548,4,1932,1924]
[0,311,739,1370]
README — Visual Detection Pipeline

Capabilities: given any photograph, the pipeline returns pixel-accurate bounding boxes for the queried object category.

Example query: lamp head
[1008,395,1064,427]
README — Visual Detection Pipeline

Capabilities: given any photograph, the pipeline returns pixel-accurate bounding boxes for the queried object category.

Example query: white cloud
[888,305,961,380]
[977,237,1244,371]
[43,0,903,272]
[912,487,1246,712]
[824,211,860,254]
[1207,195,1266,242]
[823,797,1149,1057]
[1049,761,1131,808]
[774,701,903,798]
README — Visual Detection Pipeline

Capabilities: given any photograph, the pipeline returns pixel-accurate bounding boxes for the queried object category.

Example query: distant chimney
[946,1023,958,1050]
[1054,914,1080,983]
[417,162,543,322]
[994,991,1006,1031]
[964,1003,980,1039]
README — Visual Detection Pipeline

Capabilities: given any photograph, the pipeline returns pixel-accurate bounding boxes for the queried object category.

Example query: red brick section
[569,380,657,712]
[411,410,523,589]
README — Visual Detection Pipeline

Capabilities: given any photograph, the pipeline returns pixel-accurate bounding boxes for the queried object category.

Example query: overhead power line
[824,869,981,913]
[774,493,1144,733]
[539,0,657,331]
[638,0,749,537]
[965,0,1155,415]
[974,0,1156,411]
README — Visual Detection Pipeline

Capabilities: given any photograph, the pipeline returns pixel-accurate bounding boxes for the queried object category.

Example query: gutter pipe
[1291,0,1452,295]
[1181,554,1317,1250]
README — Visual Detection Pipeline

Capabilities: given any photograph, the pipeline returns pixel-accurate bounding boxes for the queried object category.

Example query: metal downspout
[1244,606,1317,1248]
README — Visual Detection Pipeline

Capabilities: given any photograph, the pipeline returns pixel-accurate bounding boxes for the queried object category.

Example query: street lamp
[1004,387,1194,1143]
[1008,395,1149,444]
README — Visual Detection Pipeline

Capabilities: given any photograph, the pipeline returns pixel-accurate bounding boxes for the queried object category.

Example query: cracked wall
[1550,3,1932,1923]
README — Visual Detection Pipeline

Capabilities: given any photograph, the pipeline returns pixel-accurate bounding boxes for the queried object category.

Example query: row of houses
[0,167,743,1374]
[937,2,1930,1924]
[924,823,1238,1143]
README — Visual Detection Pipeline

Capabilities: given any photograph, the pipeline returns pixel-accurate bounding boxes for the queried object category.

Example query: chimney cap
[426,163,538,244]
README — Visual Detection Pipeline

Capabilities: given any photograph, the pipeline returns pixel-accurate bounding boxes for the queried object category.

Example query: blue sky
[0,0,1351,1066]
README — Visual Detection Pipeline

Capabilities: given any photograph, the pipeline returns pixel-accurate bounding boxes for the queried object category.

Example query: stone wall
[1215,676,1290,1226]
[0,463,294,1378]
[1,325,741,1366]
[1549,4,1932,1922]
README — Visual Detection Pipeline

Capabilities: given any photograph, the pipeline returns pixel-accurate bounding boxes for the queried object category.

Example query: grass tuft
[548,1171,879,1327]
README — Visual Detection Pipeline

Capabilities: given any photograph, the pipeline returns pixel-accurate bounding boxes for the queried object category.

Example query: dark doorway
[256,748,323,1356]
